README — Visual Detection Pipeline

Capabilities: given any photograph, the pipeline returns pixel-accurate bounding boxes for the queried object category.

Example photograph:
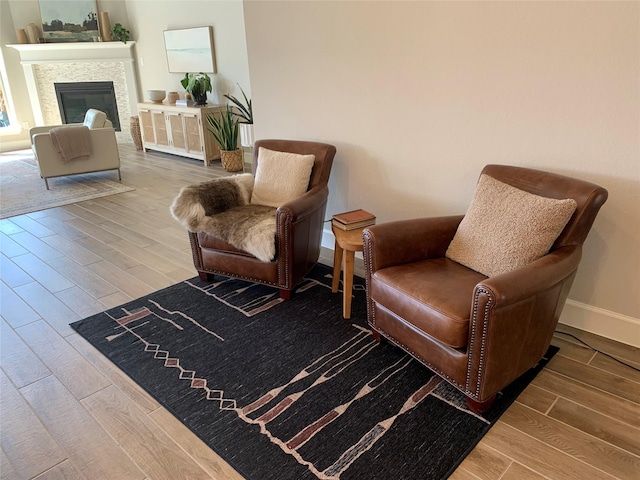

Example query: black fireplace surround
[55,81,121,131]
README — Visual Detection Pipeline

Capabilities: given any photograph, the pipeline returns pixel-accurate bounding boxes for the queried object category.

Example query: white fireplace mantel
[9,41,136,63]
[8,41,139,131]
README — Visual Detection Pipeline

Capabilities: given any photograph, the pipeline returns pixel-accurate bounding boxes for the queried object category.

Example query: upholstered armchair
[363,165,608,414]
[183,139,336,299]
[30,109,120,189]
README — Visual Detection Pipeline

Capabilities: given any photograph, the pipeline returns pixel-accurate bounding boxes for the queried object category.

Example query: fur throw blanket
[170,174,278,262]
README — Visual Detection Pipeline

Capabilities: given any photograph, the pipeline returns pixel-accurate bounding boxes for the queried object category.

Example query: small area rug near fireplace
[0,150,133,219]
[71,264,557,480]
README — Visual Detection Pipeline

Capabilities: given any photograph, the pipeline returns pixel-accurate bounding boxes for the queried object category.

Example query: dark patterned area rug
[71,264,557,480]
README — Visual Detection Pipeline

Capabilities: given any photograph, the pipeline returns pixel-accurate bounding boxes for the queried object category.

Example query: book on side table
[332,209,376,231]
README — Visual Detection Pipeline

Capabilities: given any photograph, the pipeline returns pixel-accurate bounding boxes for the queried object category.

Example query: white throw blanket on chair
[49,126,92,163]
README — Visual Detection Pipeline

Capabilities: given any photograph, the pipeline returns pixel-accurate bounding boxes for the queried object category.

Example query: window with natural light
[0,48,19,134]
[0,81,11,128]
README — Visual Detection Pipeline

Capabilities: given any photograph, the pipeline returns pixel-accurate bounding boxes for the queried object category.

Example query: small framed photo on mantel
[164,26,217,74]
[39,0,100,43]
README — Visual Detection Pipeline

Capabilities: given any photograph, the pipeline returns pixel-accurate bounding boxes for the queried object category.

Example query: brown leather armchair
[363,165,608,414]
[188,139,336,299]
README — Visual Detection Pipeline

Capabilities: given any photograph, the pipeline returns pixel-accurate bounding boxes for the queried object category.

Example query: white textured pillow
[446,174,577,277]
[250,147,315,208]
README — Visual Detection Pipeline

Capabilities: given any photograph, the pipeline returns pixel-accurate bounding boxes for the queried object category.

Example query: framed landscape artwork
[39,0,99,42]
[164,26,217,74]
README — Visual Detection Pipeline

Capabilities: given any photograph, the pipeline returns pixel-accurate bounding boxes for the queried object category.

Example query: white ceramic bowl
[147,89,166,103]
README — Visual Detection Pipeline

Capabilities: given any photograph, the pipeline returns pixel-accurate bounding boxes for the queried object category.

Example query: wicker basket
[220,149,243,172]
[130,115,143,151]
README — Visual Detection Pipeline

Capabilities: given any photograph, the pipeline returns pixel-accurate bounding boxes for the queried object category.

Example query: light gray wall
[243,1,640,344]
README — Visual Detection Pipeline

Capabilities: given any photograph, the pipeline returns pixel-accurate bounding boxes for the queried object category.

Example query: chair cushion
[371,258,487,349]
[446,174,577,277]
[250,147,315,208]
[83,109,110,129]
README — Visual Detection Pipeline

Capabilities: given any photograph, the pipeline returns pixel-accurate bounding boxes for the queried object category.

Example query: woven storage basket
[220,149,243,172]
[130,116,143,151]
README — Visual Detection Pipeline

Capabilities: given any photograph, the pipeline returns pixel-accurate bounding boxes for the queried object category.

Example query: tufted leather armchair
[363,165,608,414]
[188,139,336,299]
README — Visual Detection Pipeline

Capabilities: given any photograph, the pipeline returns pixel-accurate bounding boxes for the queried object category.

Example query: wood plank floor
[1,144,638,480]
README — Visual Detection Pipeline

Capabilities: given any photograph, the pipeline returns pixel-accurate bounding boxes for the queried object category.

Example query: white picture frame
[164,26,216,74]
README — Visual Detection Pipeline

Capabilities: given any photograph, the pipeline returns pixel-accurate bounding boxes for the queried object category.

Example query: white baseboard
[0,138,30,152]
[322,229,334,251]
[560,300,640,348]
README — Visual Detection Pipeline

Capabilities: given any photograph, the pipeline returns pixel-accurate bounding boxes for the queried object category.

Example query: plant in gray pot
[224,85,254,147]
[181,72,212,106]
[207,106,242,172]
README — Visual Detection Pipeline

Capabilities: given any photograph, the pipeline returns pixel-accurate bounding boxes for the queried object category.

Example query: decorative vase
[26,23,40,44]
[166,91,179,105]
[100,12,112,41]
[130,116,143,151]
[16,29,28,44]
[239,123,255,147]
[220,149,243,172]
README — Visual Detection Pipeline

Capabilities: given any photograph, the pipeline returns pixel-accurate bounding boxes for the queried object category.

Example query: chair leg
[198,271,212,281]
[371,329,386,343]
[466,395,496,415]
[279,289,292,300]
[117,168,122,181]
[44,177,49,190]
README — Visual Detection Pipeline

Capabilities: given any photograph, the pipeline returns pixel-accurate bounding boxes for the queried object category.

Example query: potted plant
[110,23,130,43]
[207,106,242,172]
[224,85,254,147]
[181,72,212,106]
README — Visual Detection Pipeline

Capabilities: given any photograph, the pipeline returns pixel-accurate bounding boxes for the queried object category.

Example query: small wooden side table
[331,225,366,319]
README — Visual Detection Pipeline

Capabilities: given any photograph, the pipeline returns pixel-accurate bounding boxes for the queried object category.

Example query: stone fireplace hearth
[9,42,139,143]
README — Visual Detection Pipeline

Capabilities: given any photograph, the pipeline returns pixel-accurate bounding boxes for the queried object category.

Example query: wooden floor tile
[548,397,640,456]
[16,320,110,400]
[532,369,640,428]
[0,253,33,288]
[81,385,212,480]
[547,354,640,404]
[9,215,56,238]
[9,231,63,261]
[12,282,79,336]
[12,253,75,293]
[500,403,640,479]
[32,460,86,480]
[67,333,160,414]
[0,371,65,479]
[21,375,146,480]
[0,317,50,388]
[0,280,41,328]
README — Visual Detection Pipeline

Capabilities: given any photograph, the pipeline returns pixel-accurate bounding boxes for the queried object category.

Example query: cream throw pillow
[250,147,315,208]
[446,174,577,277]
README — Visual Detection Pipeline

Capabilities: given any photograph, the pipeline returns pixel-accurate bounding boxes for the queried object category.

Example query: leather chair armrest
[277,186,329,224]
[363,215,464,271]
[476,246,582,306]
[466,245,582,401]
